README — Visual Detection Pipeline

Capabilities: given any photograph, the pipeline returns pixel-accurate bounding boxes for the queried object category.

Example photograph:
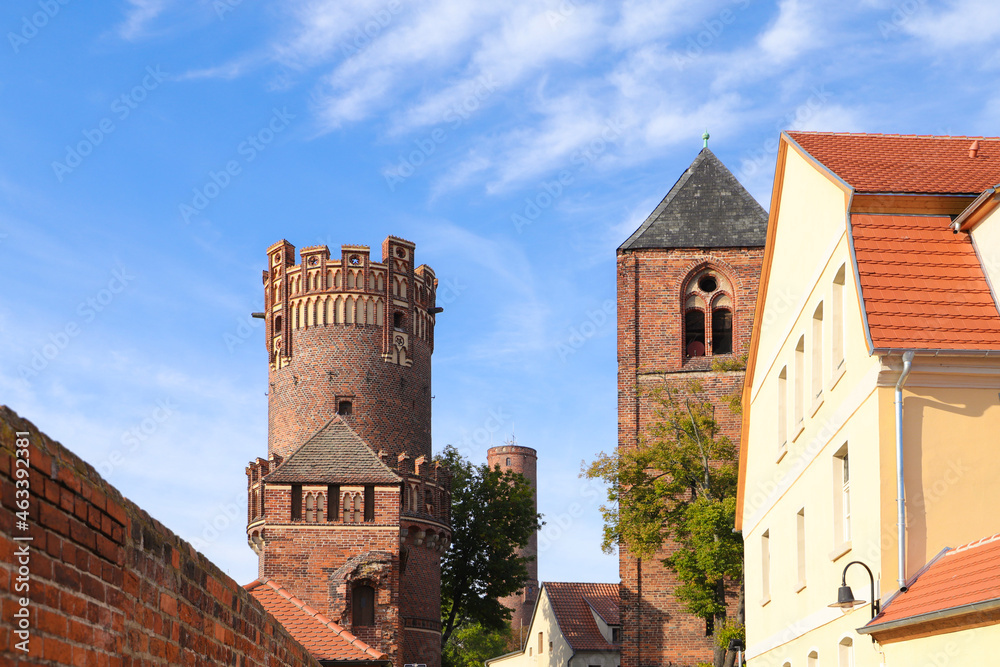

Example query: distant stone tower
[246,237,451,667]
[487,443,538,648]
[617,148,766,667]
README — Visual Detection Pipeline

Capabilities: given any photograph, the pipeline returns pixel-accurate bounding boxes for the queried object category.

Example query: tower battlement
[264,237,439,462]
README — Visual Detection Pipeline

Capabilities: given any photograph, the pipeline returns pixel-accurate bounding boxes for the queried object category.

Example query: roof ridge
[789,131,1000,140]
[948,532,1000,554]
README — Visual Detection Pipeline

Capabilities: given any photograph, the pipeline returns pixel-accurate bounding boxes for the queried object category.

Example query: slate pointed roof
[264,416,401,484]
[619,148,768,251]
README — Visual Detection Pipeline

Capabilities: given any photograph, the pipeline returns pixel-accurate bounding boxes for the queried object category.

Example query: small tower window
[712,307,732,354]
[352,585,375,626]
[364,485,375,522]
[291,484,302,521]
[274,315,282,333]
[506,457,511,466]
[393,312,404,330]
[338,400,353,416]
[685,310,706,356]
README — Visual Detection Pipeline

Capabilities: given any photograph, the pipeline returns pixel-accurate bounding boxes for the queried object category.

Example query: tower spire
[702,129,710,148]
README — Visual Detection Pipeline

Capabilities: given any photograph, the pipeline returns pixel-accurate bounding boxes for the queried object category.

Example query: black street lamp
[829,560,880,621]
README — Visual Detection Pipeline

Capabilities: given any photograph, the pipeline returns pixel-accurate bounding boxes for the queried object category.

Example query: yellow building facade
[738,132,1000,666]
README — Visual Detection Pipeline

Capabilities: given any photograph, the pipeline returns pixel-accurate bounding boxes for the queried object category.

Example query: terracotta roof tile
[245,578,386,662]
[545,582,620,651]
[264,417,401,484]
[788,132,1000,194]
[851,214,1000,350]
[865,534,1000,632]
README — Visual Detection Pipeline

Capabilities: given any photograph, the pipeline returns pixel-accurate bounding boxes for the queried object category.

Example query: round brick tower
[247,236,450,667]
[264,237,438,462]
[487,444,538,648]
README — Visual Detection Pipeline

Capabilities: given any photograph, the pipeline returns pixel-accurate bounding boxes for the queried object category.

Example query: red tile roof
[864,533,1000,634]
[545,582,620,651]
[851,214,1000,350]
[245,579,386,662]
[788,132,1000,194]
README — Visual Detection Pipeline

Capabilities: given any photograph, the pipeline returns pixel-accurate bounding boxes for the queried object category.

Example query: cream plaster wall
[970,203,1000,301]
[877,624,1000,666]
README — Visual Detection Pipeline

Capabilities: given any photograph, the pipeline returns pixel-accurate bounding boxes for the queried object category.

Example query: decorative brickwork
[0,406,322,666]
[617,151,766,667]
[249,237,450,667]
[487,444,538,649]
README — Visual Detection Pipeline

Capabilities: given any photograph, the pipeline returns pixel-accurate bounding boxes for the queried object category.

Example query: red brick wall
[617,247,763,667]
[0,406,321,667]
[268,326,432,463]
[399,543,443,666]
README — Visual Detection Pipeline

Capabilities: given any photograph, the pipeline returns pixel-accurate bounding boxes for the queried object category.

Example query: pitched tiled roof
[245,579,386,662]
[264,417,401,484]
[851,214,1000,351]
[619,148,768,250]
[863,533,1000,636]
[545,582,620,651]
[583,594,620,626]
[788,132,1000,194]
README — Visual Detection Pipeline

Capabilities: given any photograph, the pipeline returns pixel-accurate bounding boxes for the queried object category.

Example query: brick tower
[617,148,767,666]
[246,237,451,667]
[486,443,538,648]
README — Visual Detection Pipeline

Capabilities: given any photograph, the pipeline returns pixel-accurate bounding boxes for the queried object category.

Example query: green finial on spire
[702,129,710,148]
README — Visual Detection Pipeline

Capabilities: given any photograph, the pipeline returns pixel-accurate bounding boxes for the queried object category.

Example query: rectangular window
[364,485,375,522]
[538,632,544,653]
[327,484,340,521]
[761,530,770,602]
[777,367,788,453]
[832,266,846,372]
[796,508,806,589]
[812,303,824,403]
[291,484,302,521]
[833,444,851,548]
[794,336,805,431]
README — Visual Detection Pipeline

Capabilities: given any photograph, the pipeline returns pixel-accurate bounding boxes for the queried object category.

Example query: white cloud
[902,0,1000,49]
[118,0,170,41]
[757,0,818,63]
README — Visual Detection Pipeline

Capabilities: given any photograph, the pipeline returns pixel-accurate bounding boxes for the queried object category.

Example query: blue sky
[1,0,998,585]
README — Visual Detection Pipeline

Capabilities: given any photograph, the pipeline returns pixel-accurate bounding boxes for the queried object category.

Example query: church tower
[616,148,767,666]
[246,237,450,667]
[487,443,538,648]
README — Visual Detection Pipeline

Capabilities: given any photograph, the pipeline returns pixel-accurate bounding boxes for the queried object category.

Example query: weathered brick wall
[399,543,442,667]
[268,326,433,463]
[617,247,764,667]
[0,405,321,666]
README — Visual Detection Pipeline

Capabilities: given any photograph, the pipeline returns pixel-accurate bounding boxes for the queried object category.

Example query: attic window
[612,627,621,644]
[338,400,353,416]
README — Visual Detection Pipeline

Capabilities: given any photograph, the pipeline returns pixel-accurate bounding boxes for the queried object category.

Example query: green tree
[437,444,542,650]
[441,622,513,667]
[583,379,745,667]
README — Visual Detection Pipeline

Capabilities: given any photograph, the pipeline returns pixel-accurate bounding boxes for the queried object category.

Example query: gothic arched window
[683,268,735,357]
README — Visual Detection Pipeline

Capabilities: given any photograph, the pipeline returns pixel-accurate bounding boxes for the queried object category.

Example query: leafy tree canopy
[437,444,542,647]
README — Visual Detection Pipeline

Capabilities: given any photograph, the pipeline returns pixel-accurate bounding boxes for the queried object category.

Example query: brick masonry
[250,237,449,667]
[617,247,764,667]
[0,405,322,667]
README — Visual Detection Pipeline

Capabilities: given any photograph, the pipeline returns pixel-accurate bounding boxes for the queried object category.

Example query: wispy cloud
[903,0,1000,49]
[118,0,170,41]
